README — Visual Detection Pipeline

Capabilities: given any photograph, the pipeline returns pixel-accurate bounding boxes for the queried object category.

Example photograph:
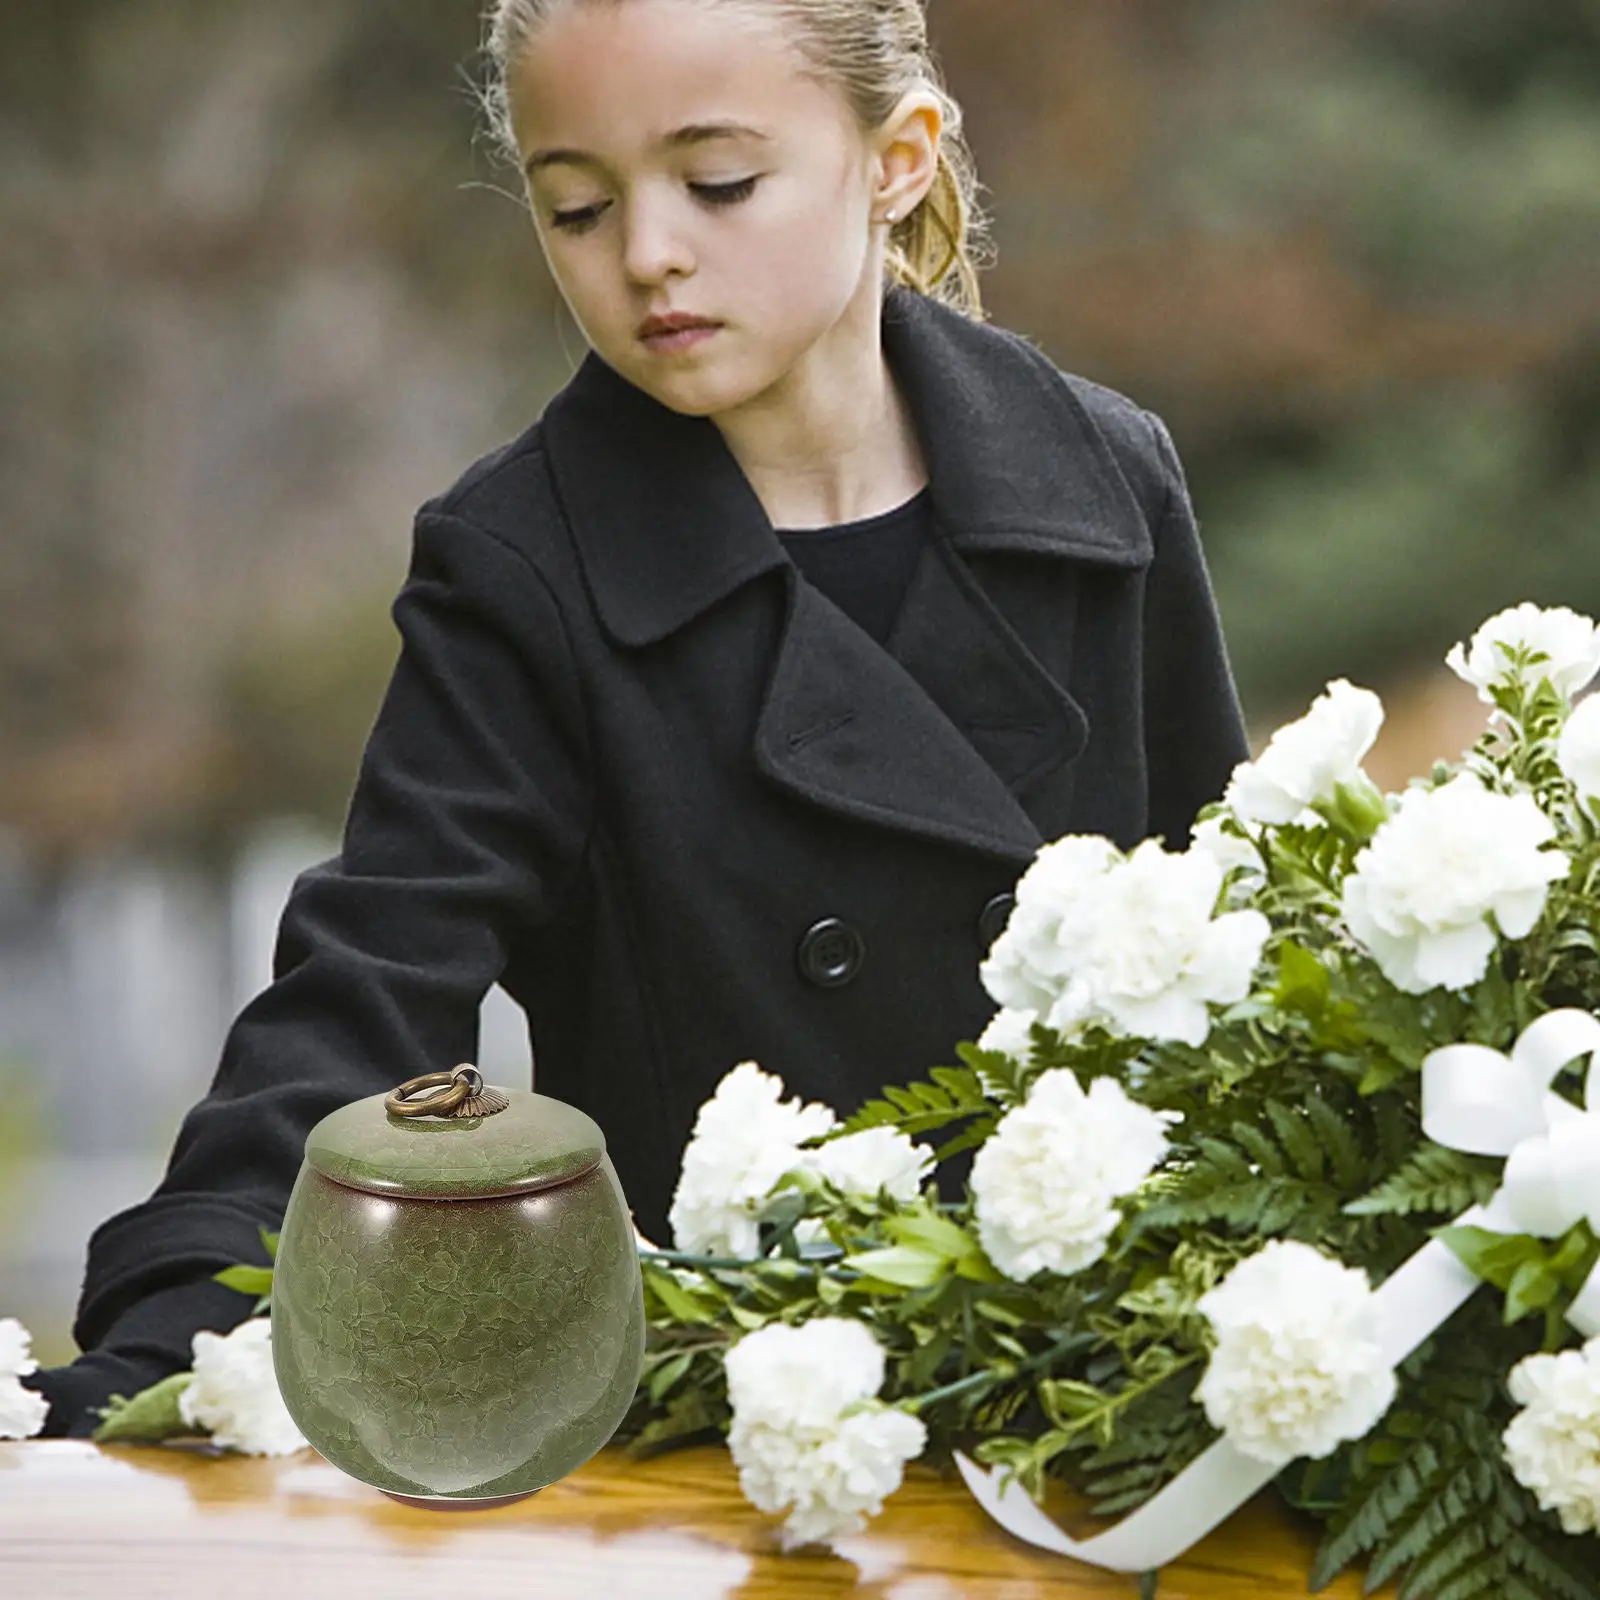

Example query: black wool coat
[70,281,1249,1357]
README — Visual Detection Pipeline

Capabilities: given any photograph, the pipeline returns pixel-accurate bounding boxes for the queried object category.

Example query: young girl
[25,0,1247,1437]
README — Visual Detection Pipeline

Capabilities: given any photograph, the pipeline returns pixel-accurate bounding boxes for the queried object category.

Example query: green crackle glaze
[305,1087,606,1199]
[273,1091,644,1501]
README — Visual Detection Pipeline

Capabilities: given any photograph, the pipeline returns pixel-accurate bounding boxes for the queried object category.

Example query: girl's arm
[32,511,593,1433]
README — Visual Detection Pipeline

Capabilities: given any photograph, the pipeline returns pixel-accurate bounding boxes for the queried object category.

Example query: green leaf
[1547,1224,1594,1280]
[1437,1225,1543,1290]
[643,1265,718,1324]
[951,1250,1006,1284]
[885,1209,976,1261]
[90,1372,201,1445]
[816,1273,846,1306]
[1357,1055,1411,1096]
[646,1351,695,1403]
[840,1244,948,1289]
[1503,1258,1559,1325]
[1275,941,1331,1016]
[623,1385,728,1460]
[1037,1378,1107,1427]
[973,1297,1031,1328]
[904,1327,953,1390]
[258,1226,280,1263]
[213,1264,274,1298]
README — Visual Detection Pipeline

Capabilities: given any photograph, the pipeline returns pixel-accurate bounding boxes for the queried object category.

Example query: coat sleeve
[63,510,593,1371]
[1138,410,1250,848]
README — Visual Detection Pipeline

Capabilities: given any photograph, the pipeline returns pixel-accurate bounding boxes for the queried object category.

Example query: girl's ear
[872,90,943,217]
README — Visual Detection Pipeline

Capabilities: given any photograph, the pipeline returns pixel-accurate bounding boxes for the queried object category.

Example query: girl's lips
[641,323,722,354]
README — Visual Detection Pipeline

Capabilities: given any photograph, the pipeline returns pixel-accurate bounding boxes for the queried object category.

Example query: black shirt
[775,485,931,645]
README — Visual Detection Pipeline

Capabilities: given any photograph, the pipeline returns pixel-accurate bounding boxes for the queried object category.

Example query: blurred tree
[928,0,1600,712]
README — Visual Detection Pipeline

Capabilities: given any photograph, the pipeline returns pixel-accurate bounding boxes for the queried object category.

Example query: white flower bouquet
[14,601,1600,1598]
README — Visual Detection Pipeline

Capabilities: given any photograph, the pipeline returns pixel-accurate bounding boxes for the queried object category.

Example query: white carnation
[970,1069,1170,1281]
[977,1005,1038,1063]
[1558,695,1600,810]
[668,1061,839,1257]
[0,1317,49,1440]
[731,1403,927,1551]
[1224,679,1385,826]
[0,1316,40,1379]
[1196,1241,1396,1467]
[724,1318,926,1550]
[1446,602,1600,703]
[982,835,1268,1048]
[805,1127,934,1205]
[972,1007,1038,1099]
[1503,1337,1600,1536]
[978,835,1121,1018]
[0,1375,49,1441]
[1340,772,1566,994]
[176,1317,309,1456]
[1189,813,1263,880]
[724,1317,886,1430]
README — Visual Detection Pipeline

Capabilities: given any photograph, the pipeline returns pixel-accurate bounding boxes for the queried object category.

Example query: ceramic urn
[271,1065,646,1507]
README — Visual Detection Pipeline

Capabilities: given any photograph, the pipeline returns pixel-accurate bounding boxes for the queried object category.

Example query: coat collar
[542,282,1149,649]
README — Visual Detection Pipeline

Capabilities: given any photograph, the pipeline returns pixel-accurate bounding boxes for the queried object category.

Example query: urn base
[380,1487,540,1511]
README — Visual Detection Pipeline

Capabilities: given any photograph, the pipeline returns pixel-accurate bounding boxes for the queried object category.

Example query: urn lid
[305,1067,607,1200]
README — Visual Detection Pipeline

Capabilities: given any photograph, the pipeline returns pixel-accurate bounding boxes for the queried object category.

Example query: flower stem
[905,1328,1094,1414]
[639,1247,862,1287]
[639,1248,764,1270]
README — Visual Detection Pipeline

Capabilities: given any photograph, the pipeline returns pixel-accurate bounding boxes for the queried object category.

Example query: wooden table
[0,1439,1391,1599]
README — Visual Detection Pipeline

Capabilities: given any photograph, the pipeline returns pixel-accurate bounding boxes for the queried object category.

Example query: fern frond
[838,1066,990,1138]
[1133,1112,1348,1242]
[1310,1328,1597,1600]
[1302,1092,1367,1189]
[1062,1367,1213,1517]
[1344,1142,1501,1218]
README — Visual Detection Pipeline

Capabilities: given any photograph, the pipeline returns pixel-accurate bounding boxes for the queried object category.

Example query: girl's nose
[621,191,695,285]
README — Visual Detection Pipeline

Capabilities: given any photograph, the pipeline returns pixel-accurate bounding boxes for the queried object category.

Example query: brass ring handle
[385,1065,482,1118]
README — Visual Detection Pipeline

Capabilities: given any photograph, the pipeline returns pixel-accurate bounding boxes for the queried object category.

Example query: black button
[797,917,866,987]
[978,892,1016,950]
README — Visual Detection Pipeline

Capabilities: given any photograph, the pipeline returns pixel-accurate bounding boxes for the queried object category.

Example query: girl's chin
[630,362,753,420]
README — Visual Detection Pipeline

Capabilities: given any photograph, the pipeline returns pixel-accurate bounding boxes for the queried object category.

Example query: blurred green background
[1,0,1597,1365]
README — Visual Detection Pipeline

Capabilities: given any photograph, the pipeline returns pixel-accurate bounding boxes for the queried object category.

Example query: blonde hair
[479,0,995,319]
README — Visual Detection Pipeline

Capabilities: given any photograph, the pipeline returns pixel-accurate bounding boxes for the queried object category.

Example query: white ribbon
[953,1008,1600,1572]
[953,1223,1483,1571]
[1421,1007,1600,1337]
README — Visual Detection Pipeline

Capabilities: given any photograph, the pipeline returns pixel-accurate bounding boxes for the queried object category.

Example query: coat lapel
[540,283,1152,863]
[887,530,1088,800]
[753,557,1047,862]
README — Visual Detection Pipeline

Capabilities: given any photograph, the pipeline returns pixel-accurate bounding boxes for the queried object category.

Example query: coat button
[797,917,866,988]
[978,892,1016,950]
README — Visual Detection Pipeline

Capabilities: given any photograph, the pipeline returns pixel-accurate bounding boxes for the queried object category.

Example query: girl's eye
[548,176,761,233]
[549,204,604,233]
[692,176,759,207]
